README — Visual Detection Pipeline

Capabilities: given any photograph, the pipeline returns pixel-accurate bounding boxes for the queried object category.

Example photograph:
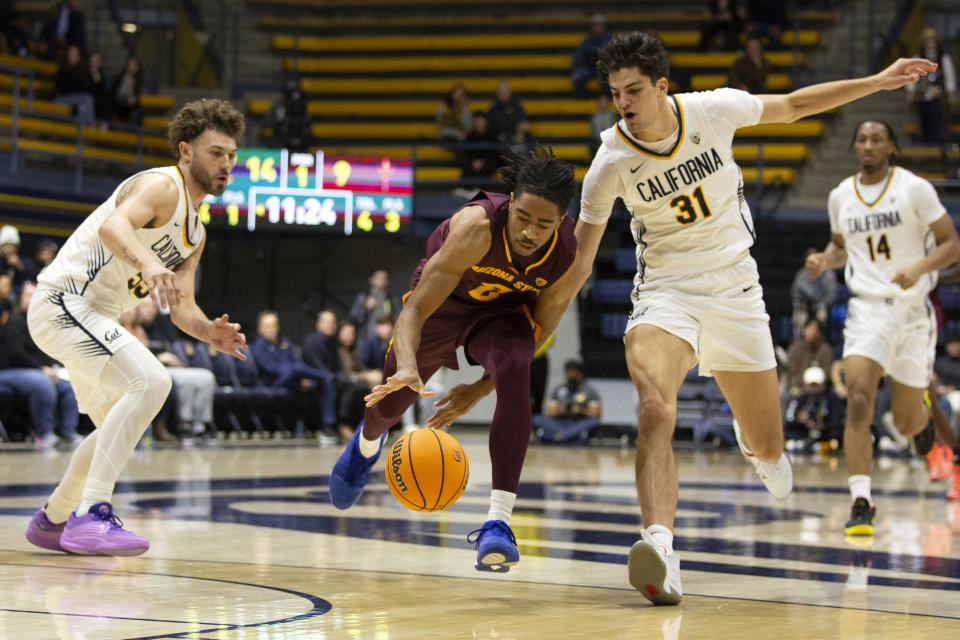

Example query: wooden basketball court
[1,434,957,639]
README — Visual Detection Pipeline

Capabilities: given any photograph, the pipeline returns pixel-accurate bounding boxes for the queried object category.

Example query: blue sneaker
[467,520,519,572]
[329,424,387,510]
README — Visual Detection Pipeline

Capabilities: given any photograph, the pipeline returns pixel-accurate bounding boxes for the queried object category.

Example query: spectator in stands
[906,28,957,144]
[0,273,13,316]
[744,0,787,50]
[33,239,59,276]
[54,44,94,127]
[350,269,399,341]
[728,35,770,94]
[88,52,111,129]
[437,83,472,142]
[266,76,310,151]
[785,319,833,398]
[112,56,143,125]
[251,310,337,437]
[135,301,215,440]
[486,79,527,144]
[360,316,394,371]
[791,247,837,336]
[700,0,744,53]
[532,359,602,443]
[935,335,960,421]
[590,94,619,155]
[302,309,341,373]
[0,282,80,448]
[0,0,30,56]
[508,118,536,155]
[571,14,613,98]
[337,320,383,432]
[44,0,86,60]
[0,225,36,291]
[460,111,500,185]
[784,365,840,452]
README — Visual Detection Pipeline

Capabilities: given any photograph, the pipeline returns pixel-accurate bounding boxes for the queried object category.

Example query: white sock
[358,431,383,458]
[487,489,516,523]
[646,524,674,555]
[76,478,114,516]
[849,474,872,505]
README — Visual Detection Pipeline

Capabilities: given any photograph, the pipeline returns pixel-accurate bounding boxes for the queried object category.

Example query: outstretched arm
[365,205,492,407]
[169,234,248,359]
[758,57,938,124]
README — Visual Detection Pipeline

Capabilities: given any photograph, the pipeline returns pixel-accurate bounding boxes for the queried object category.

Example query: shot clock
[199,148,414,235]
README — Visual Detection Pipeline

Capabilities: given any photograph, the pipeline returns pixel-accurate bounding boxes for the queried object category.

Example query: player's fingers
[155,284,169,310]
[418,390,436,399]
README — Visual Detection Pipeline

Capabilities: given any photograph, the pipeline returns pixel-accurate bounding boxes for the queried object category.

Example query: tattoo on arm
[118,245,142,269]
[115,177,140,207]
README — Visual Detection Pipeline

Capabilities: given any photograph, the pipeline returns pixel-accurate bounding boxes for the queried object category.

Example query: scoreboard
[199,147,414,235]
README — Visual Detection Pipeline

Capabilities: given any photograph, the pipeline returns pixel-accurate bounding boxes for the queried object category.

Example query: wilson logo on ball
[390,440,408,493]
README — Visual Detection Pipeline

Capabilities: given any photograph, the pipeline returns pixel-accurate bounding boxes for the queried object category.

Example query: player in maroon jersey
[329,149,580,572]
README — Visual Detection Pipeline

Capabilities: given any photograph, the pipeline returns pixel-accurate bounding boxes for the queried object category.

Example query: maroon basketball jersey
[410,191,577,319]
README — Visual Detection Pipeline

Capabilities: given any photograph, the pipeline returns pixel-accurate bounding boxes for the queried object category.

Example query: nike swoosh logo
[742,286,753,292]
[630,165,643,173]
[173,221,181,227]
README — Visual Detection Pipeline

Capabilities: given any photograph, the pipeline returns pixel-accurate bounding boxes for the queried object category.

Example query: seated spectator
[460,111,500,184]
[337,320,383,432]
[437,83,472,142]
[0,273,14,316]
[135,301,215,440]
[43,0,86,60]
[0,0,30,56]
[508,118,535,155]
[785,319,833,398]
[54,44,95,127]
[0,282,80,448]
[486,79,526,144]
[360,316,394,371]
[784,366,841,452]
[302,309,341,373]
[728,36,770,94]
[349,269,399,341]
[112,56,143,125]
[250,310,337,437]
[744,0,786,50]
[0,225,36,291]
[906,28,957,144]
[33,238,59,276]
[571,14,612,98]
[88,51,111,128]
[792,247,837,336]
[590,94,618,154]
[701,0,743,53]
[532,360,603,443]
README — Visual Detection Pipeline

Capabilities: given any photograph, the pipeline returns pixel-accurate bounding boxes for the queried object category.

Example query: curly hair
[597,31,670,84]
[500,145,576,213]
[167,99,245,159]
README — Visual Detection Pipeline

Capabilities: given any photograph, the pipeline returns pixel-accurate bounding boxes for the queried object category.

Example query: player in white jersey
[806,120,960,536]
[566,31,938,604]
[24,99,249,556]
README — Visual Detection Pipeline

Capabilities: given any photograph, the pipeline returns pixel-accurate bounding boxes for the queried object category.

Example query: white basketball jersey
[580,88,763,287]
[828,167,946,301]
[38,165,204,318]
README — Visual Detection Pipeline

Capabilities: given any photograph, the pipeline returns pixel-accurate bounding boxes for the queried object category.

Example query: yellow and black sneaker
[844,497,876,536]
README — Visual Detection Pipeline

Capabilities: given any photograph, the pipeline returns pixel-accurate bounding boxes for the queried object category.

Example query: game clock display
[199,147,413,235]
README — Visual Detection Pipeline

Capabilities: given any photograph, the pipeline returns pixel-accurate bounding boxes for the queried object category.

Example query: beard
[191,161,226,196]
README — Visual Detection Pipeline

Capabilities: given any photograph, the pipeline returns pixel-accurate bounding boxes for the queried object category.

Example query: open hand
[208,314,247,360]
[425,383,486,429]
[365,366,434,407]
[876,57,938,90]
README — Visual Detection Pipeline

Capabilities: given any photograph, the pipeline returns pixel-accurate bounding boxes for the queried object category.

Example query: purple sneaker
[25,509,66,552]
[59,502,150,557]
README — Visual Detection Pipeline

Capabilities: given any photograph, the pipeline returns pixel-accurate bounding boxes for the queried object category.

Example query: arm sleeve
[702,88,764,142]
[578,145,622,225]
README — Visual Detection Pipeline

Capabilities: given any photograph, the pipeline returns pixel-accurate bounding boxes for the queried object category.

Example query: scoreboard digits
[201,147,413,235]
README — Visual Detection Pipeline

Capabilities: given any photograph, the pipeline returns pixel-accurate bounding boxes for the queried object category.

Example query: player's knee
[138,359,172,410]
[845,384,875,422]
[636,394,675,435]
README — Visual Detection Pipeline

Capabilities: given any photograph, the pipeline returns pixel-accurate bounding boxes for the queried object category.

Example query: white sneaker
[627,529,682,605]
[733,419,793,499]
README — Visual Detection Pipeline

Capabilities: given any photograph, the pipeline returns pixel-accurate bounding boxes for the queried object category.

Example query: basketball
[385,428,469,512]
